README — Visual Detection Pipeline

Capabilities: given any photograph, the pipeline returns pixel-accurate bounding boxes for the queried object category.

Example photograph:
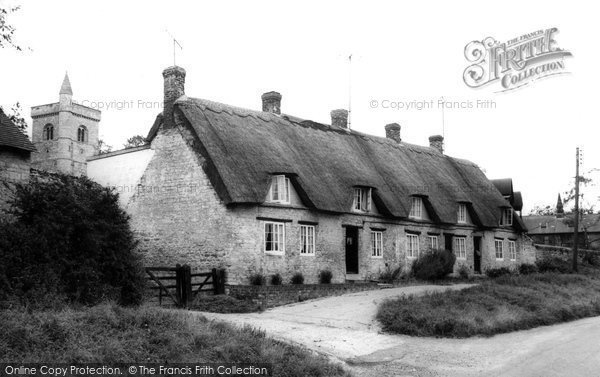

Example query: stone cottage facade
[88,66,534,284]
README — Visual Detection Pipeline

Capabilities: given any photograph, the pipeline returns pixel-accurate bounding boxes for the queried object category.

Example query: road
[195,285,600,376]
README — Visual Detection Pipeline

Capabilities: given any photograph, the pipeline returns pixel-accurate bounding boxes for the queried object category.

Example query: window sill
[371,255,383,259]
[300,253,315,257]
[265,251,285,256]
[495,258,504,261]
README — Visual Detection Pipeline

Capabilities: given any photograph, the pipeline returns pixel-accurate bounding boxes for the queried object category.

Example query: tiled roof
[0,108,36,152]
[523,214,600,234]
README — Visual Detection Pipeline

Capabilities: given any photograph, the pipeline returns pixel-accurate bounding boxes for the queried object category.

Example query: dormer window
[457,203,467,224]
[500,208,513,226]
[353,187,372,212]
[267,175,290,204]
[409,197,423,219]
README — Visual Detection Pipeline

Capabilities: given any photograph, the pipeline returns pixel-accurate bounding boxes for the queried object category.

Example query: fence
[145,265,226,308]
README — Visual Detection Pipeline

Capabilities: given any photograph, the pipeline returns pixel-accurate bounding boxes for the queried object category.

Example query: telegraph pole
[572,147,580,272]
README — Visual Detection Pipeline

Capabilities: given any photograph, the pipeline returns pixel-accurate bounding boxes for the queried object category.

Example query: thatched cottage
[84,66,535,284]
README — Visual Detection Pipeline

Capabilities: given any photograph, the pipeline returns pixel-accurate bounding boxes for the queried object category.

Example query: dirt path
[194,284,600,376]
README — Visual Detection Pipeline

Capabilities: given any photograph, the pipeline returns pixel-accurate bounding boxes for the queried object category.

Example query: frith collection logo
[463,28,572,92]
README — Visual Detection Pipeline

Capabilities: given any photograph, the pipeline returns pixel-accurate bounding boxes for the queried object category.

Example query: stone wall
[227,282,380,308]
[0,149,30,220]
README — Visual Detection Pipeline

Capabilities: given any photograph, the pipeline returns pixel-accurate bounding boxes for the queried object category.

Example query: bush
[249,273,265,286]
[379,264,402,283]
[411,249,456,281]
[0,172,144,306]
[291,272,304,285]
[270,273,282,286]
[485,267,512,278]
[458,264,470,279]
[519,263,538,275]
[318,270,332,284]
[536,257,571,273]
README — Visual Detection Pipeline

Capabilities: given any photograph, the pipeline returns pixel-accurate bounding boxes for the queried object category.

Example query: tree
[98,139,112,154]
[123,135,147,149]
[528,205,555,216]
[0,6,22,51]
[0,102,28,134]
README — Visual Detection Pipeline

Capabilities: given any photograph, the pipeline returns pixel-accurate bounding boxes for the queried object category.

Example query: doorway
[473,236,482,274]
[345,227,359,274]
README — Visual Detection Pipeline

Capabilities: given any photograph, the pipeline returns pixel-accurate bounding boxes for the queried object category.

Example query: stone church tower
[30,73,101,175]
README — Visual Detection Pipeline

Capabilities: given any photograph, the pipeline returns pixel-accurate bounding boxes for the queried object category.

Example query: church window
[77,126,87,142]
[43,124,54,140]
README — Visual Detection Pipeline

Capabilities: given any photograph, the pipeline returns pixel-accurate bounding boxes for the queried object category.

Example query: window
[501,208,513,226]
[77,126,87,142]
[458,203,467,223]
[428,235,438,250]
[43,124,54,140]
[454,237,466,259]
[508,240,517,261]
[267,175,290,204]
[406,234,420,258]
[264,222,285,254]
[371,231,383,257]
[495,239,504,260]
[353,188,372,212]
[409,197,423,219]
[300,225,315,255]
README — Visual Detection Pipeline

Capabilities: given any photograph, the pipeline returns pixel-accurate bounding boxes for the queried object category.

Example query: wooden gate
[145,265,226,308]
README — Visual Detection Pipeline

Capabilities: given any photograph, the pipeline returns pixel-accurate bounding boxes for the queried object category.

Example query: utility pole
[572,147,580,272]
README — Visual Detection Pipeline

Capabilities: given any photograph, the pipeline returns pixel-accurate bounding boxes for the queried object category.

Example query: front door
[444,234,453,252]
[345,227,359,274]
[473,236,482,274]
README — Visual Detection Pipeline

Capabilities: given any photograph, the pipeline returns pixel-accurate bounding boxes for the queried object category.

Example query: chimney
[331,109,348,129]
[163,66,186,128]
[429,135,444,153]
[261,91,282,114]
[385,123,401,143]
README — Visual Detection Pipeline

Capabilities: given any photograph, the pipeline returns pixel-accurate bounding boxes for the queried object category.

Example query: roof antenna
[348,53,353,130]
[165,29,183,66]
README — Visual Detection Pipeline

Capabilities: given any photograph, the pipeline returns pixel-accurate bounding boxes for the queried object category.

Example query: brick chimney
[331,109,348,129]
[429,135,444,153]
[163,66,186,129]
[385,123,401,143]
[262,91,282,114]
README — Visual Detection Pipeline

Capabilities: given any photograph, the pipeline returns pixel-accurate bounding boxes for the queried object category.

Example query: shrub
[291,272,304,285]
[270,273,282,286]
[536,257,571,273]
[485,267,512,278]
[0,172,144,306]
[411,249,456,281]
[318,270,332,284]
[519,263,538,275]
[249,273,265,286]
[379,264,402,283]
[458,264,470,279]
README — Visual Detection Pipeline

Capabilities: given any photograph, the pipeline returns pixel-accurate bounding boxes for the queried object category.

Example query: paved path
[194,284,600,376]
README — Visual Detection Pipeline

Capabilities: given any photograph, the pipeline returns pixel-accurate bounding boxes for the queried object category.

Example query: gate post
[182,265,192,308]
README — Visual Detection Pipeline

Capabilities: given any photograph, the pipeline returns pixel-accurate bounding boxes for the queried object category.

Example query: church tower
[30,73,101,176]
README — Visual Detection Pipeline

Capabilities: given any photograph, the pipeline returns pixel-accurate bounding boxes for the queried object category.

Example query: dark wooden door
[444,234,453,252]
[345,227,359,274]
[473,236,482,274]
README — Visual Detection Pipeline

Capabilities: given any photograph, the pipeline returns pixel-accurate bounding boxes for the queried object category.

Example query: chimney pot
[331,109,348,129]
[429,135,444,153]
[385,123,401,143]
[163,66,186,129]
[261,91,282,114]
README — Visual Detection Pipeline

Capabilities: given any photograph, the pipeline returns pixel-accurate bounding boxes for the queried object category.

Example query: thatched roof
[0,109,35,152]
[157,96,521,229]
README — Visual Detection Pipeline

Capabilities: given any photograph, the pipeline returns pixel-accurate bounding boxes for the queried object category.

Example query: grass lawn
[377,271,600,338]
[0,303,350,377]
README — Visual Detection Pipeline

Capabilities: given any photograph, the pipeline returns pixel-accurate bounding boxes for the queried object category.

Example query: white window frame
[353,187,372,212]
[495,239,504,260]
[267,175,291,204]
[457,203,467,224]
[300,225,315,256]
[501,208,513,226]
[409,197,423,219]
[454,237,466,259]
[508,240,517,261]
[406,234,420,258]
[264,222,285,255]
[371,231,383,258]
[428,235,438,250]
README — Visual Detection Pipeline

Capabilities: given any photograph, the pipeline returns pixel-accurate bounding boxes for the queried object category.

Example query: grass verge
[191,294,262,313]
[377,272,600,338]
[0,303,350,376]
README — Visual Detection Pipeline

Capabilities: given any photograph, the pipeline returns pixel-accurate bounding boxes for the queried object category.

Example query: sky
[1,0,598,213]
